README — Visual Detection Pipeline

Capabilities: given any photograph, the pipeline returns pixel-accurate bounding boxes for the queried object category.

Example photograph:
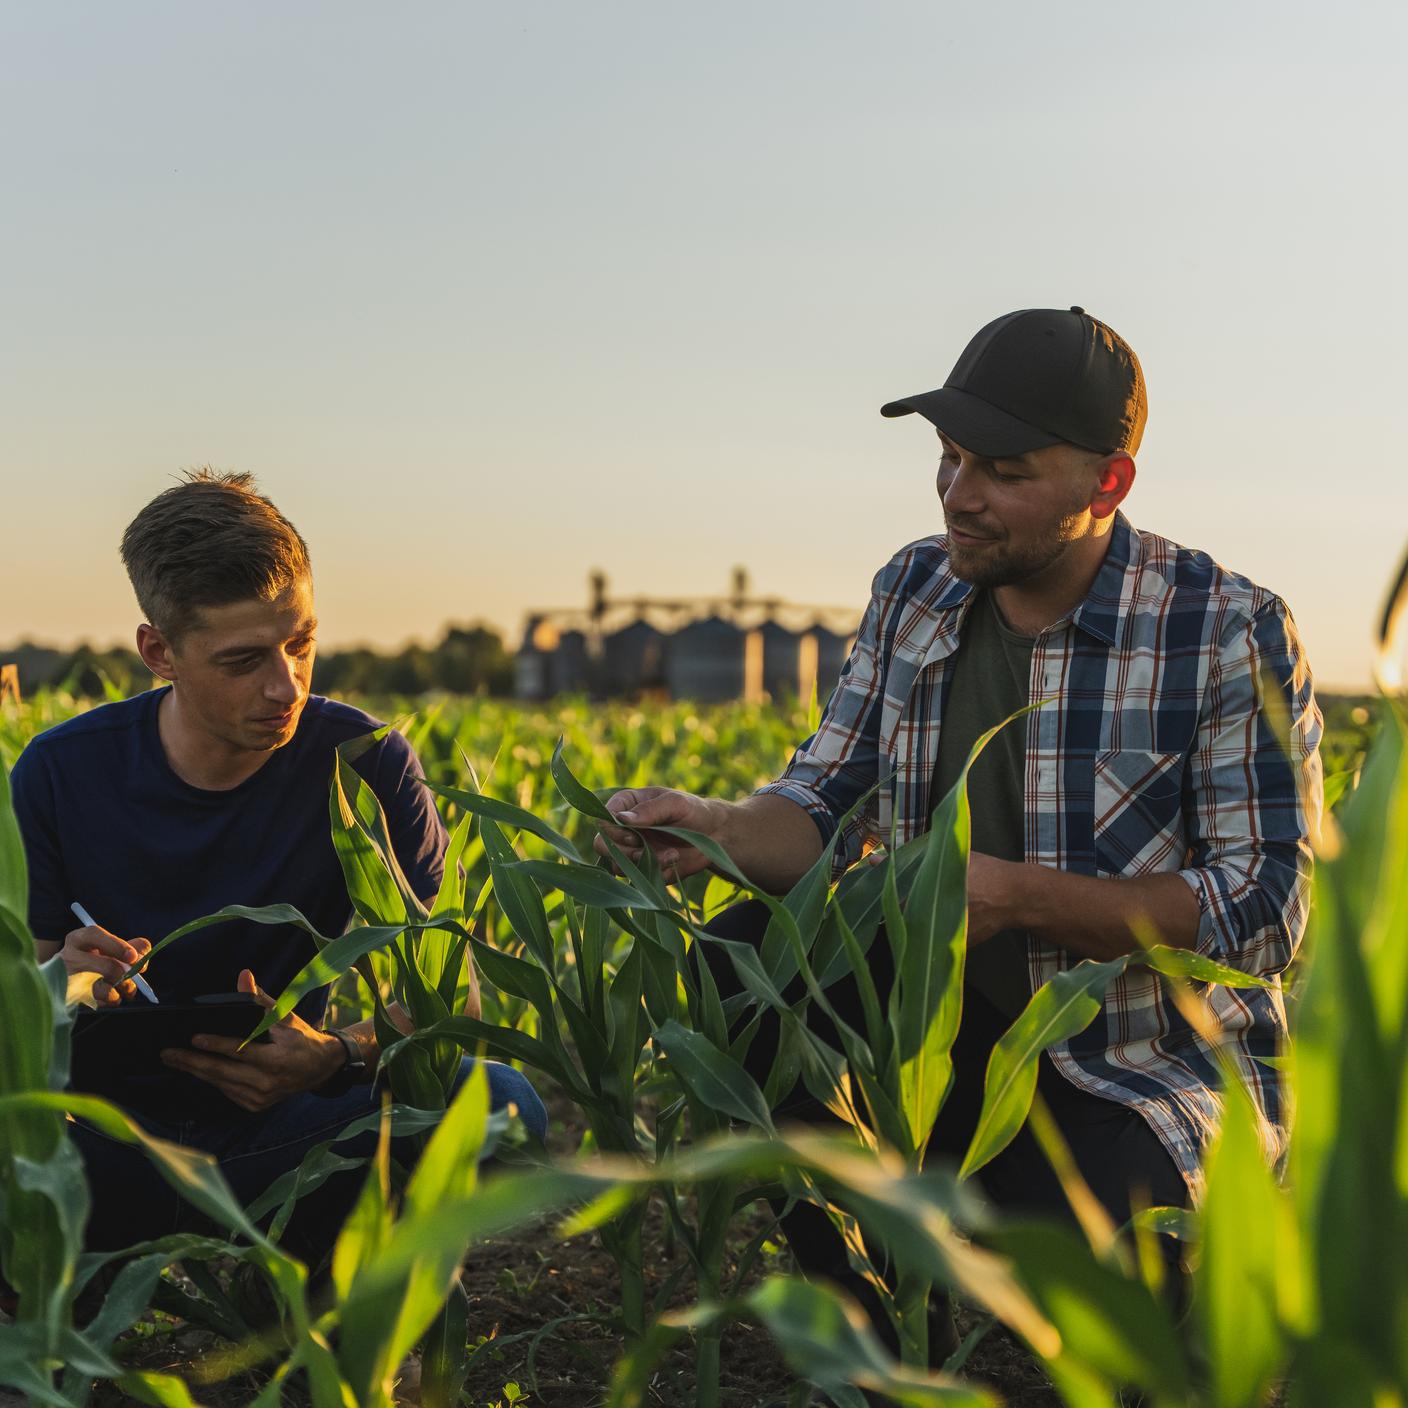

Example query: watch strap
[331,1027,368,1077]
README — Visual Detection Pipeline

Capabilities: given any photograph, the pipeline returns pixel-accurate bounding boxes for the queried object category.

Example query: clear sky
[2,1,1404,689]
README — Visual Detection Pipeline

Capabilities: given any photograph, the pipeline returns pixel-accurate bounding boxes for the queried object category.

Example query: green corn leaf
[653,1019,776,1133]
[111,1370,212,1407]
[0,1089,316,1369]
[1290,705,1404,1353]
[750,1011,798,1110]
[989,1220,1189,1398]
[687,922,730,1050]
[245,1104,445,1230]
[744,1275,996,1406]
[1197,1066,1292,1408]
[507,857,669,913]
[420,1279,471,1408]
[330,753,414,928]
[848,1055,916,1156]
[334,734,431,922]
[0,1321,83,1405]
[690,926,791,1012]
[553,981,614,1081]
[467,937,583,1080]
[245,920,432,1040]
[471,936,559,1007]
[814,846,913,990]
[1337,702,1408,1042]
[550,737,615,820]
[484,847,558,974]
[650,823,753,890]
[636,924,682,1027]
[759,823,843,985]
[332,1115,397,1393]
[831,901,888,1066]
[381,1034,448,1112]
[119,901,335,983]
[419,813,473,994]
[0,1092,260,1246]
[607,941,650,1100]
[1133,945,1274,989]
[0,766,28,925]
[895,770,970,1156]
[958,956,1132,1179]
[404,1061,487,1219]
[426,779,584,862]
[0,879,73,1332]
[1286,1338,1385,1408]
[382,1013,581,1100]
[595,832,677,914]
[606,1276,995,1408]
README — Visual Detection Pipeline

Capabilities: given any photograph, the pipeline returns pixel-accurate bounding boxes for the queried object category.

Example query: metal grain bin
[800,623,855,702]
[602,618,665,695]
[757,619,802,700]
[666,616,746,702]
[548,629,591,695]
[515,615,555,699]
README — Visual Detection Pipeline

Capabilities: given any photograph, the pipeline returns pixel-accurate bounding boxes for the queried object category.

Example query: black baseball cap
[880,307,1147,457]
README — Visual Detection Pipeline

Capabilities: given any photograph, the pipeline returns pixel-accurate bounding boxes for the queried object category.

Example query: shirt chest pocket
[1092,748,1187,878]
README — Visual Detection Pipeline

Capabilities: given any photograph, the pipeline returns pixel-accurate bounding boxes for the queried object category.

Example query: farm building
[666,616,747,703]
[515,571,856,702]
[548,629,591,695]
[602,619,666,695]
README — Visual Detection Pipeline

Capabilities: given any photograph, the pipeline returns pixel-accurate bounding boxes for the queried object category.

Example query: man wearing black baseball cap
[597,308,1322,1354]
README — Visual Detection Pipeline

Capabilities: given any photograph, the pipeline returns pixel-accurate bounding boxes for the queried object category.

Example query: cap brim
[880,386,1064,458]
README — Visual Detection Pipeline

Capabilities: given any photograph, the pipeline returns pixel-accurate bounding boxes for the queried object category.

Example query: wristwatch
[320,1028,370,1093]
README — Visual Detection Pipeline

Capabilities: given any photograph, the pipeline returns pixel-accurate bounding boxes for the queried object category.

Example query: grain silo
[800,622,855,703]
[549,629,591,695]
[757,619,802,700]
[666,616,746,702]
[602,618,665,695]
[515,616,555,699]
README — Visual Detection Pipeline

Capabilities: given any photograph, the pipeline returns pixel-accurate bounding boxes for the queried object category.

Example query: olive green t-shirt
[930,589,1032,1018]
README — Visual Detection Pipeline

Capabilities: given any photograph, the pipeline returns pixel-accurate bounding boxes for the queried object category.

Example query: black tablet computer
[70,994,270,1095]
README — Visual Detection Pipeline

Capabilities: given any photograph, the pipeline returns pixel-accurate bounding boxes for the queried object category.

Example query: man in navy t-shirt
[9,468,544,1262]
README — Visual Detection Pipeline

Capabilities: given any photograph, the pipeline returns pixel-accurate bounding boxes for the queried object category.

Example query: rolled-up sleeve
[756,563,895,872]
[1177,597,1323,974]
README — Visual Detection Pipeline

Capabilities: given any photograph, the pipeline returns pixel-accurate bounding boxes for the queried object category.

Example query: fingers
[186,1034,247,1057]
[162,1047,274,1106]
[603,788,643,816]
[607,790,693,830]
[63,927,149,987]
[659,849,712,882]
[67,925,143,967]
[238,969,277,1010]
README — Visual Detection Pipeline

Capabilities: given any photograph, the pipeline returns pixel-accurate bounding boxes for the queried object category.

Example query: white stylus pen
[70,902,160,1004]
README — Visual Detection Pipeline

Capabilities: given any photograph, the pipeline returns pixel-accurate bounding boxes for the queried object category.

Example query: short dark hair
[120,469,311,642]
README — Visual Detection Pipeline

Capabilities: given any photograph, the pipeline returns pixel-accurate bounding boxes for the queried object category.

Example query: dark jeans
[71,1057,547,1269]
[702,901,1187,1311]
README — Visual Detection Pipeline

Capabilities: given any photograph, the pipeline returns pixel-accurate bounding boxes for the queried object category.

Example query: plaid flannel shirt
[758,511,1323,1195]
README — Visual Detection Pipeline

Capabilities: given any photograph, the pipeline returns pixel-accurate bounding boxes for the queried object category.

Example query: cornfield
[1,584,1405,1407]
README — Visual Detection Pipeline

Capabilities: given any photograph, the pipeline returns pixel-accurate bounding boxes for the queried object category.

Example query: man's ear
[1090,454,1136,520]
[136,623,178,683]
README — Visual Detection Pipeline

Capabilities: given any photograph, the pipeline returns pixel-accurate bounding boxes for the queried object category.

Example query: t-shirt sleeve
[8,744,74,944]
[363,732,448,904]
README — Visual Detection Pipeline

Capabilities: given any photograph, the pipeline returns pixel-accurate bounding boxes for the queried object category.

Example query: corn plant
[0,760,493,1407]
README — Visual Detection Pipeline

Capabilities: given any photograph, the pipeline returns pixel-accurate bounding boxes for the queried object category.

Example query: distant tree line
[0,623,514,700]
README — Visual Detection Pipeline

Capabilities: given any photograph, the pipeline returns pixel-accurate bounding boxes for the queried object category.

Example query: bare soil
[85,1084,1061,1407]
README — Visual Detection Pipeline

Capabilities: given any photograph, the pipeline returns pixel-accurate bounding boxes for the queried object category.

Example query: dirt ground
[82,1084,1062,1407]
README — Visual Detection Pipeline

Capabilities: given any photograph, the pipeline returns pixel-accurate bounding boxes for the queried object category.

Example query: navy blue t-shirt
[10,690,447,1111]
